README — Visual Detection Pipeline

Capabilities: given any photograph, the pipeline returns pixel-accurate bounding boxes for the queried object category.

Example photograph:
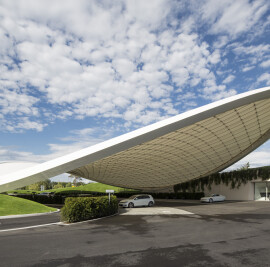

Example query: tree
[53,182,66,189]
[27,179,53,191]
[68,174,82,187]
[28,183,41,191]
[237,162,250,171]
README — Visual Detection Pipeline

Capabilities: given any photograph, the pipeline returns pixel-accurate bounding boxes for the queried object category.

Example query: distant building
[174,167,270,201]
[204,179,270,201]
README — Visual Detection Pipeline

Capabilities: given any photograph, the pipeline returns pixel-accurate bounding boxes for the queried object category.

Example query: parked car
[200,194,226,203]
[119,194,155,208]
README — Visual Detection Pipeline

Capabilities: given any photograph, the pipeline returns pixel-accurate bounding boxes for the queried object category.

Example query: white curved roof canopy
[0,87,270,192]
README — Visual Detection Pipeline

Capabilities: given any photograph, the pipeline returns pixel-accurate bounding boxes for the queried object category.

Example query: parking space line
[0,222,63,233]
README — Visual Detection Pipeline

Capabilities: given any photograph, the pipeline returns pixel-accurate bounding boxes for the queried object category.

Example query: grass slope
[0,194,57,216]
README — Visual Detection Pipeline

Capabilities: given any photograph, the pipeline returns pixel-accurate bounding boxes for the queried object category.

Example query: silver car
[200,194,226,203]
[119,194,155,208]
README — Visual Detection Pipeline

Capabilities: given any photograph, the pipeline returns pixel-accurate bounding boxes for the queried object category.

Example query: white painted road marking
[120,207,194,215]
[0,222,63,233]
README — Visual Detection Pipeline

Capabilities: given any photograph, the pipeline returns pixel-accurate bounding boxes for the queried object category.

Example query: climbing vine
[174,166,270,193]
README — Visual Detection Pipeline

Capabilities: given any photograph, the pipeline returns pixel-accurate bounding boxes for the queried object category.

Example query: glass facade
[254,182,270,201]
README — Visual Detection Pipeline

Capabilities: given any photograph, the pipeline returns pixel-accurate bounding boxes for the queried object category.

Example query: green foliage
[54,190,105,196]
[8,183,139,204]
[12,192,108,204]
[151,192,204,200]
[53,182,68,189]
[7,190,40,195]
[28,183,41,191]
[61,196,118,223]
[68,174,83,187]
[258,167,270,180]
[237,162,250,170]
[48,182,138,194]
[174,166,270,193]
[115,191,204,200]
[13,194,64,204]
[19,179,53,191]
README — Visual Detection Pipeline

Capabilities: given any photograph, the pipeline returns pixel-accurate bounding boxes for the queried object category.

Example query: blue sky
[0,0,270,175]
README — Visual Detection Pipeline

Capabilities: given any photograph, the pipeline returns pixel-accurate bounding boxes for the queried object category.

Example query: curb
[0,222,64,233]
[62,212,119,225]
[0,212,119,233]
[0,209,60,220]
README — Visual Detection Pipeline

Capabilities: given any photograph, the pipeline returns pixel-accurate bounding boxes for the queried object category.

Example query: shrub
[14,194,64,204]
[54,190,106,196]
[115,192,204,200]
[61,196,118,223]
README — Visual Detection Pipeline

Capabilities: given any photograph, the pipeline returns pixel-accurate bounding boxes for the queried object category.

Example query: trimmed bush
[13,194,64,204]
[54,190,106,196]
[116,192,204,200]
[14,190,203,203]
[61,196,118,223]
[13,192,106,204]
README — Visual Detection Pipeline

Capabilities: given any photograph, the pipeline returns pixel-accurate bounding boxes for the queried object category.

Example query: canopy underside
[68,98,270,189]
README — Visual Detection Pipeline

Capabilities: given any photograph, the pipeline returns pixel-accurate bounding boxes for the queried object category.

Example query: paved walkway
[119,206,194,215]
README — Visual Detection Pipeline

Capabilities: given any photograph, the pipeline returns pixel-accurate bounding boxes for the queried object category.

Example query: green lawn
[0,194,57,216]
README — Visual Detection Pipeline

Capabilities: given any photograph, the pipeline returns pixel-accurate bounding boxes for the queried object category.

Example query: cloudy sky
[0,0,270,172]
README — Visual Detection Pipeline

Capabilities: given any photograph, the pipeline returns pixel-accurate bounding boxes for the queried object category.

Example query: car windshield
[128,195,137,199]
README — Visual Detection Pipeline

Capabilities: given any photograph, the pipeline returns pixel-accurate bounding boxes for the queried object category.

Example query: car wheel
[128,202,134,208]
[209,198,213,203]
[148,201,154,207]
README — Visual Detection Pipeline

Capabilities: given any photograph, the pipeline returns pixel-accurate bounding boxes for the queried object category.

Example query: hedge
[61,196,118,223]
[116,192,204,200]
[12,194,64,204]
[11,192,105,204]
[13,190,204,204]
[54,190,106,196]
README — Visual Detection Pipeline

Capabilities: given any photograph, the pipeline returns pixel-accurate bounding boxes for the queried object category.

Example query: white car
[200,194,226,203]
[119,194,155,208]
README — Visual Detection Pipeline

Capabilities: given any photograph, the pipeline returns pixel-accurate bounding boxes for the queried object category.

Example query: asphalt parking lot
[1,200,270,267]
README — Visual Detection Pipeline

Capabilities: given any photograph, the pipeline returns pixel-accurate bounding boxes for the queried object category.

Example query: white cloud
[260,59,270,68]
[202,0,269,37]
[233,44,270,57]
[213,36,229,49]
[0,146,41,163]
[0,126,114,163]
[257,73,270,86]
[1,0,241,131]
[125,0,172,30]
[0,0,268,136]
[0,89,39,115]
[222,74,235,84]
[226,141,270,170]
[232,43,270,69]
[242,65,255,72]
